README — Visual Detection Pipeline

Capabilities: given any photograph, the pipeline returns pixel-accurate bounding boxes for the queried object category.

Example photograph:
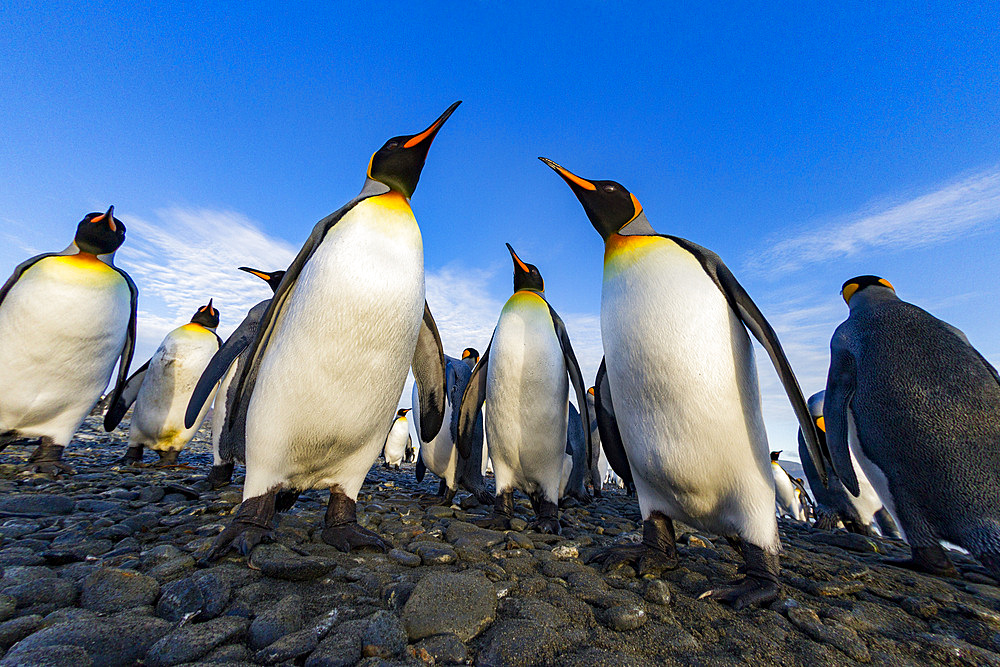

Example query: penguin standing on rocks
[771,452,808,521]
[106,302,222,466]
[383,409,412,469]
[0,207,137,475]
[825,275,1000,577]
[187,266,285,489]
[457,244,591,534]
[563,402,593,504]
[586,387,606,496]
[798,390,900,537]
[541,158,825,609]
[202,102,457,560]
[412,347,493,505]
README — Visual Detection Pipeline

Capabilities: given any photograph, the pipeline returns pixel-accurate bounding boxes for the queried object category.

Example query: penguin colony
[1,103,999,612]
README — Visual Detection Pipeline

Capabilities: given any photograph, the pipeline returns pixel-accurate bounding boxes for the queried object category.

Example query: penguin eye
[386,141,400,150]
[603,185,616,193]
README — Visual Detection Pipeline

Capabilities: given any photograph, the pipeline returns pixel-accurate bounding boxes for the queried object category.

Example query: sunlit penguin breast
[244,192,425,496]
[600,234,775,543]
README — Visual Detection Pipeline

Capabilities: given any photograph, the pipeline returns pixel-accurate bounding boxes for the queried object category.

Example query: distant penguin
[0,207,138,475]
[457,244,591,534]
[106,302,222,466]
[412,347,493,505]
[383,408,411,469]
[771,452,807,521]
[798,390,900,538]
[541,158,824,609]
[201,103,457,560]
[586,386,605,495]
[825,275,1000,578]
[563,402,593,504]
[188,266,285,489]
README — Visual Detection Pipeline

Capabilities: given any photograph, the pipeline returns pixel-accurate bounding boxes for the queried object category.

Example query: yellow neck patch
[181,323,210,334]
[603,233,663,279]
[369,190,414,216]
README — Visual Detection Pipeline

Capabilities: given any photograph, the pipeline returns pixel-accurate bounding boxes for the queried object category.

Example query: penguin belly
[412,383,460,487]
[383,417,410,468]
[243,196,424,499]
[772,464,803,520]
[845,442,887,526]
[602,237,778,551]
[0,255,130,444]
[211,360,240,466]
[485,291,569,503]
[130,324,220,454]
[845,408,905,539]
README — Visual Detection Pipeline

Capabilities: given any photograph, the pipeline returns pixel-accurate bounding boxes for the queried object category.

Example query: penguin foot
[201,490,278,563]
[530,517,562,535]
[154,450,181,467]
[884,545,959,578]
[115,446,144,466]
[206,462,235,489]
[699,542,780,611]
[321,488,389,553]
[474,490,515,530]
[530,499,561,535]
[275,490,301,513]
[24,442,74,477]
[587,512,678,576]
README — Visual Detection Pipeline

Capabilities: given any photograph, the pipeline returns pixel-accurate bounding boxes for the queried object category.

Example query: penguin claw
[586,544,678,576]
[529,518,561,535]
[201,522,274,564]
[321,522,390,553]
[699,577,780,611]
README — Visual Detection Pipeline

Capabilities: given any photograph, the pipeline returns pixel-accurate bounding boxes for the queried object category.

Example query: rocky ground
[1,416,1000,666]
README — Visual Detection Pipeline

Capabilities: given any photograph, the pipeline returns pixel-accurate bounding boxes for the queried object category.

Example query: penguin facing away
[541,157,825,609]
[184,266,285,489]
[107,301,222,466]
[825,275,1000,578]
[383,408,412,469]
[798,390,900,538]
[457,244,592,534]
[412,347,493,505]
[586,386,606,496]
[771,452,807,522]
[0,206,138,475]
[563,401,593,504]
[204,102,457,561]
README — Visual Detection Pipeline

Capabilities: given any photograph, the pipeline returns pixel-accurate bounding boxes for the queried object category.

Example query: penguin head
[538,158,643,240]
[239,266,285,294]
[506,243,544,293]
[461,347,480,365]
[770,451,781,462]
[841,275,895,306]
[396,408,411,418]
[587,386,595,396]
[367,101,461,198]
[190,300,220,329]
[74,206,126,255]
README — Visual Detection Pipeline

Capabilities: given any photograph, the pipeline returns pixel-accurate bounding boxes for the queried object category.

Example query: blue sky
[2,2,998,457]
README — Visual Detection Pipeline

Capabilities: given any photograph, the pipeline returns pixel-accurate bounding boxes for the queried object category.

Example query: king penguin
[383,408,412,469]
[412,347,493,505]
[106,301,222,466]
[202,102,457,560]
[457,244,591,534]
[0,207,138,475]
[770,452,808,522]
[825,275,1000,578]
[541,158,825,609]
[798,390,900,538]
[186,266,284,489]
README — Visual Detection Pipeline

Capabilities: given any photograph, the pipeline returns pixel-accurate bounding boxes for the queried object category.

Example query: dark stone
[146,555,196,581]
[248,544,335,581]
[79,568,160,613]
[601,603,647,631]
[401,572,497,641]
[75,500,120,513]
[254,626,320,664]
[4,577,77,608]
[415,544,458,565]
[304,618,368,667]
[0,644,93,666]
[144,615,249,667]
[0,614,42,649]
[477,619,573,667]
[0,594,14,622]
[0,495,75,516]
[156,571,229,622]
[248,594,304,650]
[0,548,44,566]
[414,632,468,664]
[1,615,170,666]
[361,610,407,658]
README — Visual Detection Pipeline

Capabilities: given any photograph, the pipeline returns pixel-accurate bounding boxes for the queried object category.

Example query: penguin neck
[848,288,898,312]
[514,287,545,299]
[60,242,117,266]
[617,211,656,237]
[358,177,393,200]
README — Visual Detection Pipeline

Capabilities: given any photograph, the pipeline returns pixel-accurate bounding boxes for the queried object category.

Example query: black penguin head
[506,244,544,293]
[587,386,595,397]
[841,275,895,305]
[190,300,220,329]
[461,347,480,365]
[74,206,126,255]
[538,158,643,240]
[367,101,461,198]
[770,451,781,462]
[239,266,285,294]
[396,408,411,418]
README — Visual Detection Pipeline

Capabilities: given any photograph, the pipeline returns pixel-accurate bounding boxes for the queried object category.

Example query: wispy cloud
[752,166,1000,274]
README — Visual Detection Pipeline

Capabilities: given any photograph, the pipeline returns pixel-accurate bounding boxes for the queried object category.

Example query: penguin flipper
[412,301,447,443]
[457,340,492,459]
[103,358,150,430]
[824,342,861,496]
[416,457,427,482]
[185,305,262,429]
[0,253,58,308]
[662,235,827,485]
[226,182,390,429]
[594,357,633,487]
[546,304,594,475]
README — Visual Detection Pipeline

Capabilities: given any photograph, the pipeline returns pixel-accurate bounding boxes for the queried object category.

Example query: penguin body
[771,455,807,522]
[563,402,592,503]
[211,360,240,467]
[825,276,1000,576]
[115,303,221,463]
[586,388,604,494]
[383,409,411,469]
[0,208,137,472]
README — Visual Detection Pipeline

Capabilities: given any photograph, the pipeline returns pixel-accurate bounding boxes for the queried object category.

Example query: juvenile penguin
[0,207,137,474]
[412,347,493,505]
[541,158,825,609]
[798,390,900,537]
[825,276,1000,577]
[771,452,807,521]
[107,302,222,465]
[188,266,284,488]
[383,408,412,469]
[203,103,457,560]
[457,244,591,534]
